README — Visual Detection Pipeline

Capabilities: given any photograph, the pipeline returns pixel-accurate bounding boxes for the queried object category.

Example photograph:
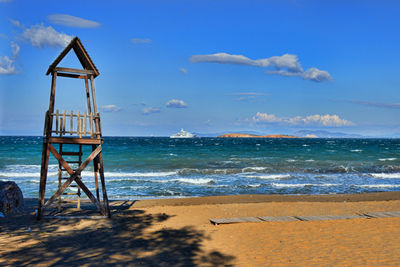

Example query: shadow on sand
[0,200,234,266]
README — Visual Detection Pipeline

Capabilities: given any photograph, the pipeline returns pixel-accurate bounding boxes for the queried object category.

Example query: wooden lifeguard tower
[37,37,110,220]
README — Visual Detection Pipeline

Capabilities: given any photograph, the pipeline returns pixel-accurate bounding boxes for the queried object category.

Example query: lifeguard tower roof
[46,37,99,77]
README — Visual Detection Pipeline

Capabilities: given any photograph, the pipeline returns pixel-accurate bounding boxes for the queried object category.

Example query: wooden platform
[48,137,103,145]
[210,211,400,225]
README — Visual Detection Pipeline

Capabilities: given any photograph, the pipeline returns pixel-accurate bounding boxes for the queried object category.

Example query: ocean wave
[272,183,339,188]
[245,174,291,180]
[0,171,58,178]
[370,173,400,179]
[247,184,262,188]
[241,167,268,172]
[378,158,397,161]
[357,184,399,188]
[103,171,177,177]
[170,178,214,185]
[350,149,362,152]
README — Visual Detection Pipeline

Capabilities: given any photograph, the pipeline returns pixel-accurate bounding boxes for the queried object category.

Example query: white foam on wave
[242,167,268,172]
[272,183,338,188]
[378,158,397,161]
[170,178,214,185]
[0,171,58,178]
[286,159,296,162]
[305,159,315,162]
[351,149,362,152]
[247,184,261,188]
[370,173,400,179]
[357,184,399,189]
[103,171,177,177]
[245,174,291,180]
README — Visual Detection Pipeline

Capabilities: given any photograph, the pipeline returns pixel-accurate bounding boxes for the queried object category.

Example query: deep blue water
[1,136,400,199]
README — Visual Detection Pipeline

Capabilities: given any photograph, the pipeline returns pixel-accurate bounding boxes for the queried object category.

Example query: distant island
[218,133,299,138]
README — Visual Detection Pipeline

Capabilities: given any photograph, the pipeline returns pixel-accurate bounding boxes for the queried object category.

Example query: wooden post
[92,144,100,201]
[38,71,57,220]
[98,148,111,218]
[47,71,57,134]
[58,143,63,211]
[37,141,50,220]
[85,77,92,114]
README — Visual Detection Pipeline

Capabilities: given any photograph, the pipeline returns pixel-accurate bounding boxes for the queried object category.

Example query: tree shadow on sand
[0,201,234,266]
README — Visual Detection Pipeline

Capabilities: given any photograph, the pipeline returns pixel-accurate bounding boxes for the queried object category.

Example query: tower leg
[98,148,111,218]
[57,144,63,212]
[37,141,50,220]
[92,144,100,201]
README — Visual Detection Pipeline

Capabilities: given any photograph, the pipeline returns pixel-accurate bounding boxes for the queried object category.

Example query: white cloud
[252,112,354,127]
[20,23,73,48]
[100,105,121,112]
[266,67,332,82]
[142,107,161,115]
[131,38,152,44]
[179,67,188,74]
[190,52,331,82]
[47,14,101,28]
[0,42,20,75]
[166,99,188,108]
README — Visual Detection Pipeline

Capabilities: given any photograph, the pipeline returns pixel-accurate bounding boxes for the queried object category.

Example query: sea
[1,136,400,199]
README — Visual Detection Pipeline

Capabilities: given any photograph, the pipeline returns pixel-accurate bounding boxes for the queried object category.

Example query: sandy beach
[1,192,400,266]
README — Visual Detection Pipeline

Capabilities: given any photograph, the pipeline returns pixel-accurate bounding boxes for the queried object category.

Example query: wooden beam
[98,149,110,217]
[89,75,98,114]
[37,142,50,220]
[55,67,95,75]
[57,72,87,79]
[74,177,105,215]
[41,144,102,213]
[48,137,102,145]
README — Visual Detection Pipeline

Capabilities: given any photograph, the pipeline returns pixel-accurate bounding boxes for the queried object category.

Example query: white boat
[170,129,196,138]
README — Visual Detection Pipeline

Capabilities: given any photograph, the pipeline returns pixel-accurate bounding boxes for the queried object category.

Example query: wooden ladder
[57,144,83,210]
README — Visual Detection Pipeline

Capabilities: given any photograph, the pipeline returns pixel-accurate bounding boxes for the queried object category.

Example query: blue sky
[1,0,400,136]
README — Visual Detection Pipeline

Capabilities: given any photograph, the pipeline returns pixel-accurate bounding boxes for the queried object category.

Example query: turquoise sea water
[1,136,400,199]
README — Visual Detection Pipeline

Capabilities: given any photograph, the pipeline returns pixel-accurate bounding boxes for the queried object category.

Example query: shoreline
[2,191,400,265]
[22,191,400,208]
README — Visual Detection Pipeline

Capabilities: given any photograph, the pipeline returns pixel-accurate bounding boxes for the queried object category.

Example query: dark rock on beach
[0,181,24,215]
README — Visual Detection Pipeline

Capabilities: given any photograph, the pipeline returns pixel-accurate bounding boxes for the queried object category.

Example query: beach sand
[1,192,400,266]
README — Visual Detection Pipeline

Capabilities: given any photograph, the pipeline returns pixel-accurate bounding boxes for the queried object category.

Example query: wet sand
[1,192,400,266]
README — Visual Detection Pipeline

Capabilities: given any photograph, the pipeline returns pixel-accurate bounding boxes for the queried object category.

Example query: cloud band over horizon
[190,53,332,82]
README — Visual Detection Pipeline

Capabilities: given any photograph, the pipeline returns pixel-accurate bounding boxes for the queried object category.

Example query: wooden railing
[45,110,101,137]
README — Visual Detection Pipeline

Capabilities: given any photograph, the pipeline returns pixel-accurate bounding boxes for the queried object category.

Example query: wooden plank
[55,110,59,134]
[210,217,262,225]
[41,145,102,212]
[55,67,95,75]
[363,211,400,218]
[56,72,87,79]
[70,110,73,135]
[48,137,102,145]
[258,216,300,222]
[294,215,363,221]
